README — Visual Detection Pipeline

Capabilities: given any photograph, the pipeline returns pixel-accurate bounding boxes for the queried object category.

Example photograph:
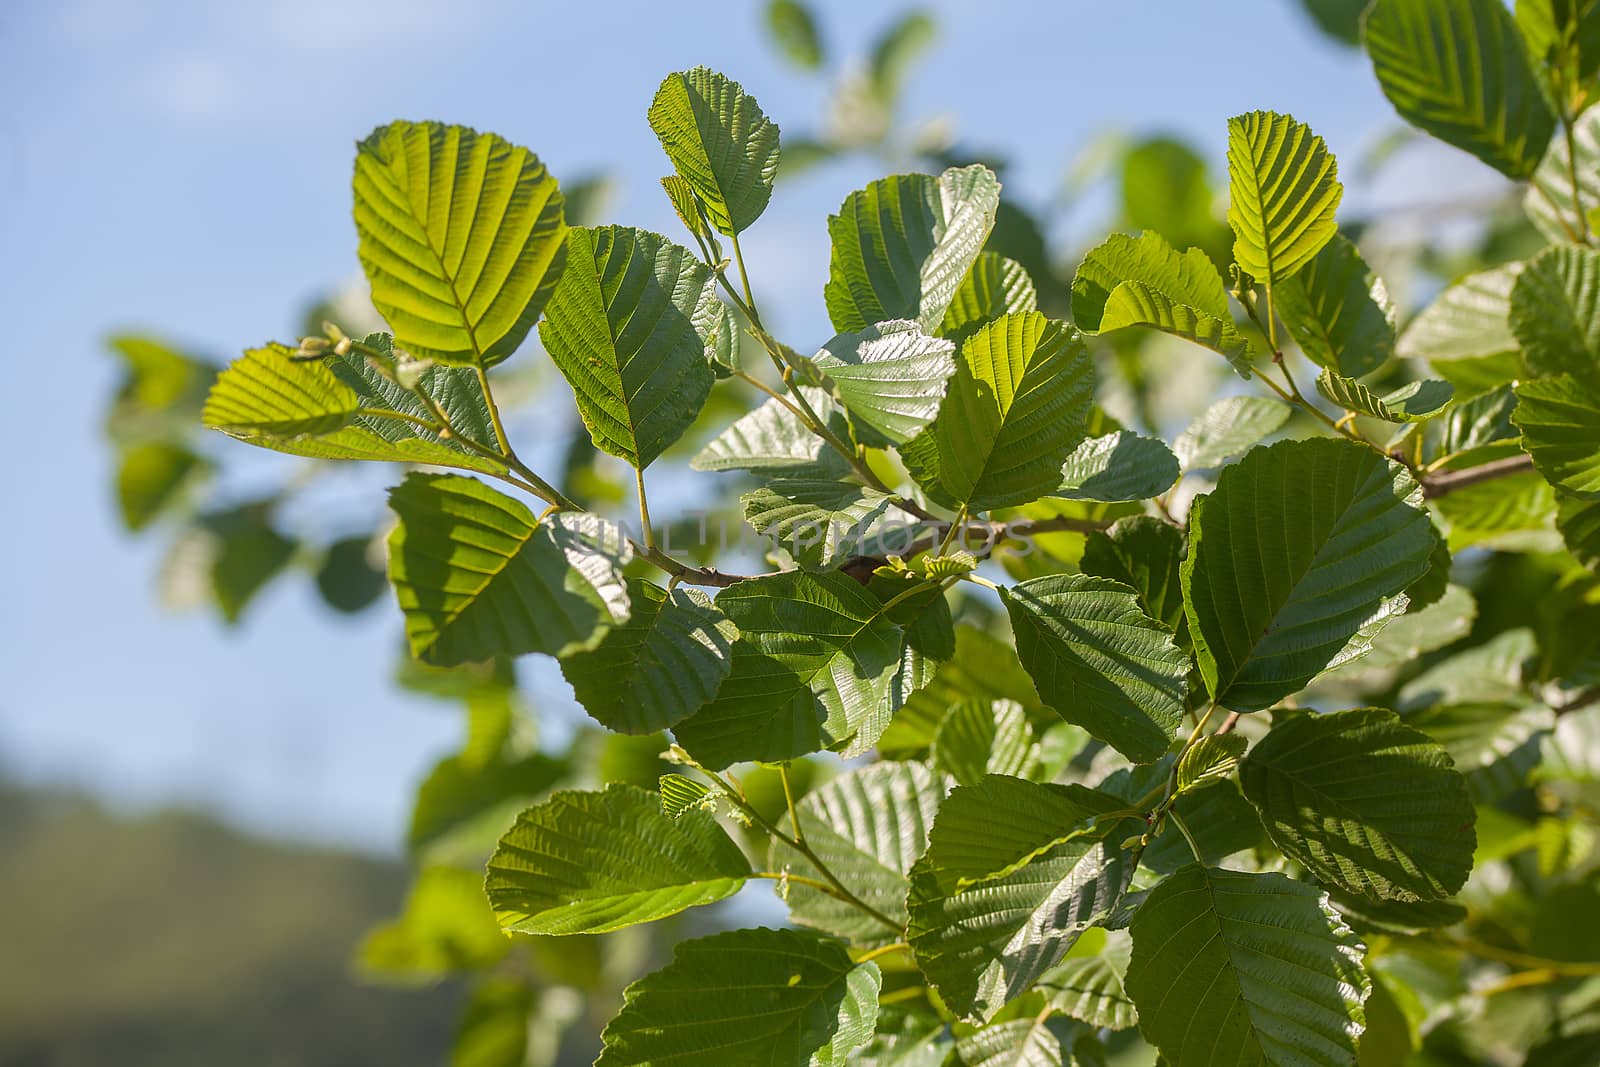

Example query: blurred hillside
[0,778,458,1065]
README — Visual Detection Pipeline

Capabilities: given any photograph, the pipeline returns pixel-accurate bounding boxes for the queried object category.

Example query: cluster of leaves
[111,1,1600,1064]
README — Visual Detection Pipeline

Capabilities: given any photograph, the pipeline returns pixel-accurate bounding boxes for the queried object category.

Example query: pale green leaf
[1176,734,1247,794]
[1182,438,1436,711]
[869,11,936,100]
[1400,627,1537,708]
[812,320,957,446]
[901,312,1095,511]
[1365,0,1557,178]
[1514,373,1600,496]
[386,474,632,666]
[1526,102,1600,243]
[559,578,736,734]
[952,1018,1062,1067]
[116,441,204,531]
[1406,701,1556,803]
[408,745,565,867]
[693,387,851,478]
[1003,574,1188,764]
[484,783,750,935]
[1052,431,1179,502]
[596,927,880,1066]
[1172,395,1293,470]
[769,761,946,945]
[766,0,824,69]
[451,978,533,1067]
[358,866,507,981]
[941,251,1038,343]
[742,478,898,567]
[1398,263,1524,390]
[906,776,1137,1022]
[658,773,713,819]
[1315,369,1454,422]
[826,165,1001,334]
[1433,466,1560,550]
[660,174,710,242]
[1241,708,1476,902]
[353,121,565,367]
[1036,931,1137,1031]
[1126,864,1370,1067]
[538,226,719,468]
[673,571,906,769]
[932,698,1060,786]
[1226,111,1343,284]
[1071,231,1253,377]
[203,339,509,476]
[648,67,780,236]
[1324,583,1476,677]
[1274,233,1397,377]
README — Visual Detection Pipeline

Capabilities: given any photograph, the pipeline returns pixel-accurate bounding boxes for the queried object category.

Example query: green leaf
[1515,374,1600,497]
[1518,0,1600,86]
[1126,864,1370,1067]
[1301,0,1370,45]
[408,750,565,868]
[1365,0,1557,178]
[116,441,203,531]
[1559,492,1600,569]
[812,320,957,446]
[203,503,297,624]
[1274,233,1398,378]
[952,1018,1063,1067]
[880,627,1043,759]
[673,571,906,769]
[484,783,750,935]
[901,312,1094,511]
[386,474,632,667]
[693,388,851,478]
[1511,246,1600,382]
[1079,517,1188,637]
[765,0,824,69]
[742,479,898,568]
[1182,438,1436,712]
[825,165,1001,334]
[658,773,713,818]
[907,776,1137,1022]
[1400,627,1536,708]
[1176,734,1247,794]
[1315,370,1454,422]
[596,928,880,1066]
[1071,231,1254,377]
[1240,708,1476,902]
[1172,395,1292,470]
[537,226,719,468]
[559,578,736,734]
[1433,466,1559,550]
[1406,701,1556,803]
[451,978,533,1067]
[1003,575,1188,764]
[315,535,387,614]
[1226,111,1343,284]
[932,699,1049,786]
[1036,931,1137,1031]
[1098,762,1265,876]
[1398,263,1524,389]
[353,121,566,367]
[648,67,780,237]
[203,339,509,476]
[1325,583,1476,676]
[941,252,1038,343]
[1052,432,1180,502]
[1527,103,1600,243]
[769,761,946,945]
[358,866,508,981]
[869,11,937,100]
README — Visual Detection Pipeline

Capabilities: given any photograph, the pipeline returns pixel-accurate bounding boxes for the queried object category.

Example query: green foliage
[160,37,1600,1064]
[1366,0,1557,179]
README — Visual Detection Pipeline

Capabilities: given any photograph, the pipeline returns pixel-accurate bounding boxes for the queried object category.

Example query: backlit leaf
[1226,111,1343,284]
[649,67,780,236]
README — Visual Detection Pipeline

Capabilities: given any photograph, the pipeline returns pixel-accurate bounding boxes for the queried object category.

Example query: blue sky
[0,0,1507,850]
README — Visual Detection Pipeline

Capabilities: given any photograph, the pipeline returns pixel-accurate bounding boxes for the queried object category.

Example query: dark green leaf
[1003,574,1188,764]
[1510,245,1600,382]
[1080,517,1187,637]
[316,535,387,614]
[1514,374,1600,496]
[1274,233,1397,378]
[1240,708,1477,902]
[387,474,631,666]
[1365,0,1557,178]
[1126,864,1370,1067]
[1182,438,1436,711]
[595,927,880,1066]
[538,226,720,468]
[559,578,736,734]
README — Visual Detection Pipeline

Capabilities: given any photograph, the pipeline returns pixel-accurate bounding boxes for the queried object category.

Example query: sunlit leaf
[812,320,956,446]
[649,67,780,236]
[1226,111,1343,284]
[1172,395,1292,470]
[1514,374,1600,497]
[1315,370,1454,422]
